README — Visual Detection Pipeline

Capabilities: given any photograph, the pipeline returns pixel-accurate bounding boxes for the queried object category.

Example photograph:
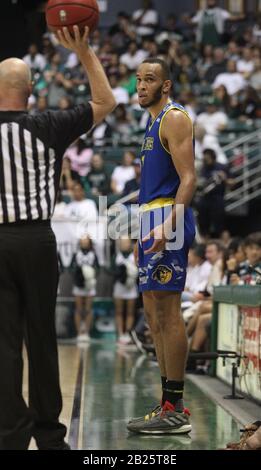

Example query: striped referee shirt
[0,103,93,224]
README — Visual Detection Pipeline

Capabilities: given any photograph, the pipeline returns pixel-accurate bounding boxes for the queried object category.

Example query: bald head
[0,58,32,110]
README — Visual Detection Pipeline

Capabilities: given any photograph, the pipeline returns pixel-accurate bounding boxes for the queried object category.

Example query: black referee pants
[0,221,66,450]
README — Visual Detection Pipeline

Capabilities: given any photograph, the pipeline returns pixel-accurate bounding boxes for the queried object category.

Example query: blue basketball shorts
[138,205,196,292]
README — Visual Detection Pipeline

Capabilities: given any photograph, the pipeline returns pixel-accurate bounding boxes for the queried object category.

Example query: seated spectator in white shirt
[111,151,136,194]
[132,0,159,38]
[237,47,255,79]
[213,60,247,96]
[182,244,212,304]
[194,123,227,166]
[120,41,148,71]
[196,96,228,136]
[23,43,46,72]
[109,74,129,105]
[65,182,98,221]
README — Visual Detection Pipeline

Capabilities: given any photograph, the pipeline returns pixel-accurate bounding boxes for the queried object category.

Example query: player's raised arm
[57,25,116,125]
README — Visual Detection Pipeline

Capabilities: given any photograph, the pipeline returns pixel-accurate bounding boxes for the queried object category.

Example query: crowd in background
[17,1,261,348]
[131,232,261,368]
[19,0,261,238]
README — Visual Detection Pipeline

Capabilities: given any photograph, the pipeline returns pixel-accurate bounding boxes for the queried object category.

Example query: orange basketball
[45,0,99,35]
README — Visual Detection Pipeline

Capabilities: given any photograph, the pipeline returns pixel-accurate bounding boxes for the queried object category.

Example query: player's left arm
[143,110,196,253]
[161,110,197,234]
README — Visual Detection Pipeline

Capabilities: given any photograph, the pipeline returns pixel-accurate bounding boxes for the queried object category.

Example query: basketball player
[127,59,196,434]
[0,26,115,449]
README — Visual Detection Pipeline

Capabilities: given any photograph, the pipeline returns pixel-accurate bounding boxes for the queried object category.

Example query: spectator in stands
[107,53,120,77]
[41,33,56,63]
[224,237,246,284]
[58,95,73,110]
[113,238,138,346]
[182,244,212,304]
[84,153,111,197]
[132,0,159,39]
[213,59,247,96]
[111,151,136,194]
[109,74,129,105]
[64,136,93,177]
[23,43,46,72]
[185,241,224,370]
[64,181,98,221]
[229,86,261,120]
[220,229,231,248]
[213,84,230,115]
[204,47,227,83]
[196,44,214,80]
[33,95,48,113]
[45,70,73,109]
[60,157,81,192]
[111,104,136,144]
[230,233,261,285]
[120,41,148,71]
[191,0,244,48]
[122,158,141,203]
[118,64,137,97]
[253,13,261,44]
[98,41,114,70]
[194,123,227,165]
[89,119,113,147]
[109,11,136,54]
[72,235,99,343]
[179,91,197,123]
[225,40,241,61]
[197,149,229,238]
[89,30,102,53]
[44,51,65,78]
[196,96,228,136]
[250,58,261,92]
[142,38,159,58]
[237,46,255,79]
[173,53,199,90]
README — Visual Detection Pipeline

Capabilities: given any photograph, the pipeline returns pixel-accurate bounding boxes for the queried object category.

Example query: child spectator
[72,236,99,343]
[113,238,138,345]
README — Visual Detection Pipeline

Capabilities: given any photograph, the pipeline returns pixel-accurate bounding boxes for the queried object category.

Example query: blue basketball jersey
[139,101,192,205]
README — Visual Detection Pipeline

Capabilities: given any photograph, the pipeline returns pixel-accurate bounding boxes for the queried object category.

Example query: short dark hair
[228,237,244,255]
[191,243,206,260]
[203,148,217,161]
[206,239,223,252]
[244,232,261,248]
[142,58,171,81]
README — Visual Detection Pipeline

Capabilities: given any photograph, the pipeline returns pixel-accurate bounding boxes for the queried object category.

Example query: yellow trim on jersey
[159,106,193,155]
[140,197,175,212]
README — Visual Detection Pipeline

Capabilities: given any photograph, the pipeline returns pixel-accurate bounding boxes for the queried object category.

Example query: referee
[0,26,116,450]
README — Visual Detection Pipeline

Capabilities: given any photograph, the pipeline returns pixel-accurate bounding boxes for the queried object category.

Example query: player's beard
[140,83,164,108]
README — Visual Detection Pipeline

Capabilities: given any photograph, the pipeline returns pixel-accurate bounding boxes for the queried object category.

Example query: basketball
[45,0,100,35]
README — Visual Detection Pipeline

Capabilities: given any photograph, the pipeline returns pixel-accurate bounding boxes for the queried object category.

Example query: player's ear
[163,80,172,94]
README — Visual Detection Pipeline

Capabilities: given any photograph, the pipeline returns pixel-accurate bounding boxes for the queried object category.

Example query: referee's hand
[56,25,90,54]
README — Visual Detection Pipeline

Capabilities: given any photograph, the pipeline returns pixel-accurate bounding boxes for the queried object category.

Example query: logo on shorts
[59,9,67,22]
[152,265,172,284]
